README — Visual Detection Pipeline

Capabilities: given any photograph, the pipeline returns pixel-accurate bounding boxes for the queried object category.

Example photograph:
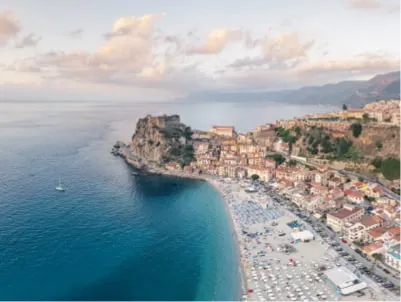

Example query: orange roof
[344,189,364,199]
[372,185,382,193]
[359,215,383,228]
[354,181,365,188]
[387,227,401,236]
[361,241,384,254]
[367,227,388,238]
[329,207,363,220]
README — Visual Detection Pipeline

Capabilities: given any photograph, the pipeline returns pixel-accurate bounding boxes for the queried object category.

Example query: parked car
[341,239,348,244]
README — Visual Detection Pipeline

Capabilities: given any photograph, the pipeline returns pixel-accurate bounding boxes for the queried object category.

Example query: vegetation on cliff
[371,157,400,180]
[130,115,195,167]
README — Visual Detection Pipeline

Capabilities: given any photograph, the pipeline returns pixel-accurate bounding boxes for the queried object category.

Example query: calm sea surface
[0,100,336,300]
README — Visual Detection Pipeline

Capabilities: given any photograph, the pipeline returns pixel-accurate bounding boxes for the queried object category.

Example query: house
[209,126,236,137]
[165,162,182,171]
[193,141,210,154]
[330,187,345,200]
[344,189,365,204]
[343,215,384,242]
[366,227,388,243]
[326,204,364,232]
[368,185,383,198]
[310,182,329,195]
[236,166,247,179]
[328,177,344,188]
[360,241,385,256]
[384,243,400,271]
[247,166,271,182]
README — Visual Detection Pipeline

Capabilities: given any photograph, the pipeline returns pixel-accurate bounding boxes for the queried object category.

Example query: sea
[0,100,337,300]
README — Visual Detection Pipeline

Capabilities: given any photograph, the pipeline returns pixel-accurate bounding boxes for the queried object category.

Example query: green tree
[147,139,154,145]
[267,154,286,168]
[371,157,383,169]
[376,141,383,151]
[251,174,260,181]
[333,138,353,158]
[370,253,382,272]
[294,126,302,137]
[380,158,400,180]
[183,126,193,140]
[342,104,348,111]
[358,176,364,182]
[288,159,297,167]
[349,123,363,138]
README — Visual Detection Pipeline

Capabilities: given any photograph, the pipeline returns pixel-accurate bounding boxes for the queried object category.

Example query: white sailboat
[55,178,65,192]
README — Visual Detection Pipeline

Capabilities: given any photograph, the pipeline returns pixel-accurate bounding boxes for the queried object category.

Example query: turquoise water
[0,102,240,300]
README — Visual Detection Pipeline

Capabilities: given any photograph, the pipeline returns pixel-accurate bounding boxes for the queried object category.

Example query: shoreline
[207,178,248,300]
[120,150,247,299]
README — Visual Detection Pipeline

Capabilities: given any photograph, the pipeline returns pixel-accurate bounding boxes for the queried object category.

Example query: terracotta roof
[372,185,382,193]
[344,189,364,199]
[367,227,388,238]
[361,241,384,254]
[329,206,362,220]
[359,215,383,228]
[310,182,328,191]
[387,227,401,236]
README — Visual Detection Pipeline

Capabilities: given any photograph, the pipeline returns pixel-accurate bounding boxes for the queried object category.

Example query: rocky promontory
[129,114,195,168]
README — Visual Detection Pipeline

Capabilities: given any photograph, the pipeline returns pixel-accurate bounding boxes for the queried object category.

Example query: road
[284,153,400,200]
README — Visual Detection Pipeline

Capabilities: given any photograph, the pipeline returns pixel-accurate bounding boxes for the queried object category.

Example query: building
[385,243,400,272]
[209,126,235,137]
[324,266,367,295]
[326,204,364,232]
[343,215,384,242]
[247,166,271,182]
[360,241,385,256]
[165,162,182,171]
[344,189,365,204]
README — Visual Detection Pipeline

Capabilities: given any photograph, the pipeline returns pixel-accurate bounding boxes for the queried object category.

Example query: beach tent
[291,230,314,242]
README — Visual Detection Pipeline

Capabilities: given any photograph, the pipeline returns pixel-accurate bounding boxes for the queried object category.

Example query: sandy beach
[208,178,398,302]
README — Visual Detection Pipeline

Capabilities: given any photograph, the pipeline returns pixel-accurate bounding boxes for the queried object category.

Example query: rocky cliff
[130,114,194,166]
[348,124,400,159]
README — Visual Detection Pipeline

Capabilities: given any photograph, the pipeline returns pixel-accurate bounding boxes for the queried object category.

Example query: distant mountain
[184,71,400,108]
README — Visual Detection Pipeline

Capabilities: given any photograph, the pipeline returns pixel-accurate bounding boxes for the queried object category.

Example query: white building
[291,230,315,242]
[324,266,367,295]
[385,243,400,272]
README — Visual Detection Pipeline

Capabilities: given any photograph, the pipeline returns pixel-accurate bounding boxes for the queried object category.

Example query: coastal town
[113,99,400,301]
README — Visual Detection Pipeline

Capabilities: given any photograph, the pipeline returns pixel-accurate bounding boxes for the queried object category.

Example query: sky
[0,0,399,101]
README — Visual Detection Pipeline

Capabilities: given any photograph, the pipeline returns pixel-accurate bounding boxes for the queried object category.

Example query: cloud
[15,33,41,48]
[103,13,166,39]
[221,52,400,90]
[2,12,215,96]
[347,0,400,13]
[66,28,84,38]
[187,28,243,55]
[0,10,21,46]
[228,32,315,70]
[296,54,400,76]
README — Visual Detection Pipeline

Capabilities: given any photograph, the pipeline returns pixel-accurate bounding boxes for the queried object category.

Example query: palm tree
[370,253,382,272]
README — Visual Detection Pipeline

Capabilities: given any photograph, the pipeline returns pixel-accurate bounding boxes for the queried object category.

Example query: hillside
[184,71,400,107]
